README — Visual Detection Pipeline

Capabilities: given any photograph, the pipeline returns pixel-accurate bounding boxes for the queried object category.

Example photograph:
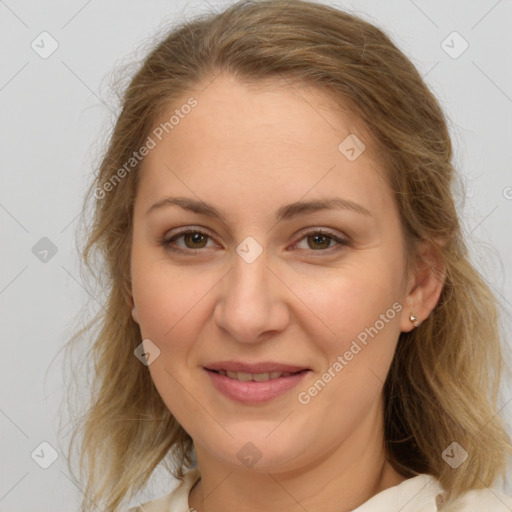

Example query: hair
[64,0,512,510]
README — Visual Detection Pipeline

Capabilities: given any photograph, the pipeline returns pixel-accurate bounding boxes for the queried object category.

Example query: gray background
[1,0,511,510]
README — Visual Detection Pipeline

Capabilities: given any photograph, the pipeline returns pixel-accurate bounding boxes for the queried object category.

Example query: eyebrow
[146,195,371,222]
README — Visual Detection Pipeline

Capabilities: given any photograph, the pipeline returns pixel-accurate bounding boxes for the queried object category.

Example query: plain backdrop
[1,0,511,510]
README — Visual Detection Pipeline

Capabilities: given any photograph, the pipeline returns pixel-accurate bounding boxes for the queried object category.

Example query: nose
[213,250,290,344]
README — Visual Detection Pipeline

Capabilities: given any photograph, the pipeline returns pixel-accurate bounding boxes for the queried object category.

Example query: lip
[204,366,311,404]
[204,360,309,373]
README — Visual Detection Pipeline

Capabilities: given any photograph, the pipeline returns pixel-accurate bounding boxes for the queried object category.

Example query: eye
[160,228,216,253]
[293,229,349,252]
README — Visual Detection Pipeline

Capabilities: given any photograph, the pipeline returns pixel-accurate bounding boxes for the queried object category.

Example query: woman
[65,1,512,511]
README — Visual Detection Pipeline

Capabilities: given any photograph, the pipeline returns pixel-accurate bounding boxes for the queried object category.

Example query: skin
[128,73,444,512]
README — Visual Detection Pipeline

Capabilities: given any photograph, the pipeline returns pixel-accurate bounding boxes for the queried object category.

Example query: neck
[188,398,407,512]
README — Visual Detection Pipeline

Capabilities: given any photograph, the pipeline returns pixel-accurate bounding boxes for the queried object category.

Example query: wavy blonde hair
[64,0,512,510]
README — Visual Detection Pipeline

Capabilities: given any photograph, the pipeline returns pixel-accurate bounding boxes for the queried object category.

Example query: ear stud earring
[409,313,419,327]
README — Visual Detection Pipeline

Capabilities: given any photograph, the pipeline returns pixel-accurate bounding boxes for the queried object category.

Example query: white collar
[133,468,512,512]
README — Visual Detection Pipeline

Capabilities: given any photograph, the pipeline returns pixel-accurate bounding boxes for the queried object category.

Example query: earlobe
[400,242,446,333]
[131,306,139,324]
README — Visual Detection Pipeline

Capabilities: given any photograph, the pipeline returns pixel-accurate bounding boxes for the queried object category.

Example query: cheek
[332,273,401,348]
[131,257,214,341]
[293,254,403,408]
[290,255,403,353]
[130,260,210,425]
[293,274,402,447]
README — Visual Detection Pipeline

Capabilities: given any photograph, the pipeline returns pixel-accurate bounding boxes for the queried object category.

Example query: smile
[212,370,297,381]
[204,367,310,404]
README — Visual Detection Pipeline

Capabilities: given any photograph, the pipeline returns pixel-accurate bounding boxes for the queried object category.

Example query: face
[129,73,414,473]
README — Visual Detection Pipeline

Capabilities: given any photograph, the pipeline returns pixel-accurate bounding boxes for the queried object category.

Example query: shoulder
[124,467,201,512]
[443,486,512,511]
[354,473,512,511]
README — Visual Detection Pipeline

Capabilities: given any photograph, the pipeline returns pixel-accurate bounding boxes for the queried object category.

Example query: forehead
[136,74,392,218]
[156,74,366,156]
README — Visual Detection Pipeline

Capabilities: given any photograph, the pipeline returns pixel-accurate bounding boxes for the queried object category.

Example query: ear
[400,241,446,333]
[125,286,140,324]
[131,304,139,324]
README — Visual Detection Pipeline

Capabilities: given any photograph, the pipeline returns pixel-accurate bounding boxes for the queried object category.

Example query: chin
[203,432,311,474]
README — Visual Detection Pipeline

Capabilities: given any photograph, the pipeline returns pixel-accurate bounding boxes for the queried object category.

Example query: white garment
[128,467,512,511]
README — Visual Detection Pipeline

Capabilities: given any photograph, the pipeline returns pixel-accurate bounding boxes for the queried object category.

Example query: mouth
[203,362,311,404]
[205,368,308,381]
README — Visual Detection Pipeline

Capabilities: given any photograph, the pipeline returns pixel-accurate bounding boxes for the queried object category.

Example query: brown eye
[306,233,333,250]
[160,229,214,252]
[182,232,208,249]
[294,229,348,253]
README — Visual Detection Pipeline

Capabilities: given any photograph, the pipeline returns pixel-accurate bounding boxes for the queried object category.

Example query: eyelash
[159,227,350,255]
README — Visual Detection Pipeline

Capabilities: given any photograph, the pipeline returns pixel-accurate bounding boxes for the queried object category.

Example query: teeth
[235,371,252,381]
[221,370,293,381]
[253,373,270,381]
